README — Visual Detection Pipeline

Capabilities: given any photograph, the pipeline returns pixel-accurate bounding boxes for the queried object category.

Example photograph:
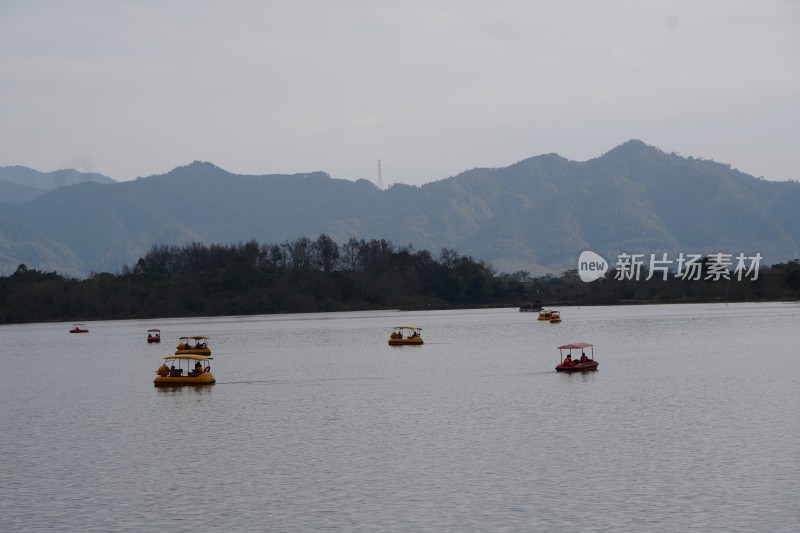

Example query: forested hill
[1,140,799,277]
[3,240,799,324]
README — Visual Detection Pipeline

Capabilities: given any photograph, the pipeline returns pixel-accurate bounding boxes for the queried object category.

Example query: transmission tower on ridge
[377,159,384,190]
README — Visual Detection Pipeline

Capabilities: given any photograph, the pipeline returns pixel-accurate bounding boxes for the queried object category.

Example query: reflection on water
[154,385,216,395]
[1,303,799,532]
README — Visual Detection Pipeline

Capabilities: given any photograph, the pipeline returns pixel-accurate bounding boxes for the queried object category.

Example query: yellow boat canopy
[392,326,421,330]
[179,335,210,340]
[163,354,213,361]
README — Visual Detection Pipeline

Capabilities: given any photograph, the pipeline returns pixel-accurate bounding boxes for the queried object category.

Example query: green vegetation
[1,236,798,324]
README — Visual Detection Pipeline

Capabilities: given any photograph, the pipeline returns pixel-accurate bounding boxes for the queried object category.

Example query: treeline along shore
[2,235,800,324]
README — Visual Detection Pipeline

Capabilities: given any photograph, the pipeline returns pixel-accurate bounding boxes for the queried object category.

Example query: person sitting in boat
[169,365,181,377]
[411,330,419,338]
[562,355,573,366]
[580,353,589,363]
[195,361,203,374]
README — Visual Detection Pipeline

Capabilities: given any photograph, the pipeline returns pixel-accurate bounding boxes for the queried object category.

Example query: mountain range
[0,165,116,203]
[1,140,799,278]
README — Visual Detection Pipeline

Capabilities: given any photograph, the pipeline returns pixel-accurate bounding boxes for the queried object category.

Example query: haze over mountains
[1,140,798,278]
[0,166,116,203]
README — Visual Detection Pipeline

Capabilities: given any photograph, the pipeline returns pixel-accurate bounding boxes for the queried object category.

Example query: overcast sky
[1,1,798,186]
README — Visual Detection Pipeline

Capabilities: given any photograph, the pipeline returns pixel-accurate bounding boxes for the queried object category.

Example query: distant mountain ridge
[1,140,798,277]
[0,165,115,203]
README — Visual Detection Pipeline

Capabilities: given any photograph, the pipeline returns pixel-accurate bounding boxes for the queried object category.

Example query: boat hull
[174,348,211,356]
[388,338,423,345]
[154,372,216,385]
[556,361,599,372]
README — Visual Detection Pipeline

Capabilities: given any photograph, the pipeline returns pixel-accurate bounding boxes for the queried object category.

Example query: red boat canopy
[558,342,593,350]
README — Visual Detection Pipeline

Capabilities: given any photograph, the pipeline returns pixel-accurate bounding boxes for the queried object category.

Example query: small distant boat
[555,342,599,373]
[537,310,554,321]
[175,336,211,356]
[549,310,562,323]
[70,324,89,333]
[147,329,161,343]
[519,301,543,312]
[154,355,215,386]
[388,326,423,345]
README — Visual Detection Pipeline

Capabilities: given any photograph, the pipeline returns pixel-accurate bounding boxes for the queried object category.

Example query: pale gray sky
[1,0,798,186]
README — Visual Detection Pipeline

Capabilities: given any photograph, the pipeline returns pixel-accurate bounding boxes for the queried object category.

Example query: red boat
[555,342,599,372]
[147,328,161,343]
[70,323,89,333]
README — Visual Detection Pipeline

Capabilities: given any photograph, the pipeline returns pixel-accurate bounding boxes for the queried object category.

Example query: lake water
[1,303,798,532]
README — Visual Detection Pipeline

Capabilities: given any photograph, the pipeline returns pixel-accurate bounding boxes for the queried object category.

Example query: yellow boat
[175,335,211,356]
[549,310,562,323]
[154,354,215,385]
[537,310,554,321]
[388,326,423,345]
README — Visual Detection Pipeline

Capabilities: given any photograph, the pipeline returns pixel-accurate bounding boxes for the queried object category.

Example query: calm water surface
[1,303,799,532]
